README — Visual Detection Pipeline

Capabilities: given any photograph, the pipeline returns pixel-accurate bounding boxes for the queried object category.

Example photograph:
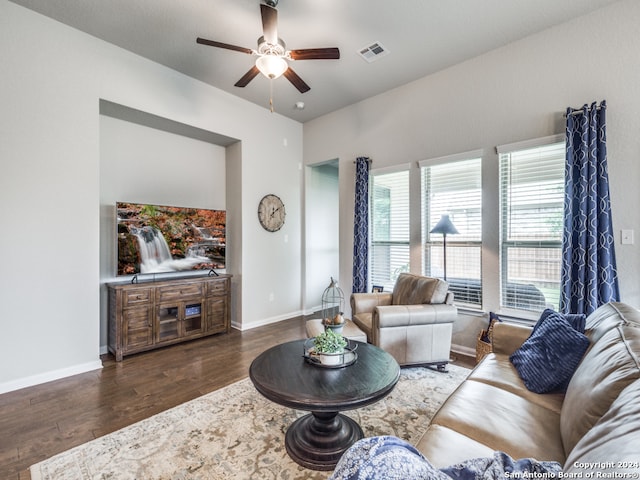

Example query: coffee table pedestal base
[285,411,363,471]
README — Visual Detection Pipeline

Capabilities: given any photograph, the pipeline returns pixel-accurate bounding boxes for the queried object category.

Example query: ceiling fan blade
[283,67,310,93]
[289,48,340,61]
[260,4,278,45]
[234,66,261,87]
[197,37,253,55]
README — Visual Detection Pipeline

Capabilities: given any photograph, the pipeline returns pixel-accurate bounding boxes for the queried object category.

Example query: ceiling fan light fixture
[256,55,288,79]
[197,0,338,94]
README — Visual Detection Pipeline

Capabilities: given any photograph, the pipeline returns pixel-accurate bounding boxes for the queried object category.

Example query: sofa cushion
[468,354,565,414]
[428,380,566,463]
[560,322,640,454]
[416,424,496,468]
[510,311,589,393]
[392,273,448,305]
[583,302,640,343]
[491,322,533,356]
[564,380,640,475]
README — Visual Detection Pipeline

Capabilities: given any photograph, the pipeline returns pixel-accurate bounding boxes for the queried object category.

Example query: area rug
[30,365,469,480]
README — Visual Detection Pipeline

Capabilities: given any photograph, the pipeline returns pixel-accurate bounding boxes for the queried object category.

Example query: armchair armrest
[491,322,533,356]
[375,304,457,328]
[351,292,393,315]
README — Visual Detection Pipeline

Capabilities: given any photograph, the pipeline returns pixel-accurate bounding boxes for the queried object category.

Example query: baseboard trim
[303,304,321,316]
[451,344,476,358]
[232,310,304,331]
[0,360,103,395]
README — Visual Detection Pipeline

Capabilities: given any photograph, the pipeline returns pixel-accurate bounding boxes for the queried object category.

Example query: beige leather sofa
[350,273,457,369]
[415,302,640,475]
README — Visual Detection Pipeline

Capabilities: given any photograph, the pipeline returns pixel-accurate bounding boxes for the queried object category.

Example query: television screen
[116,202,226,276]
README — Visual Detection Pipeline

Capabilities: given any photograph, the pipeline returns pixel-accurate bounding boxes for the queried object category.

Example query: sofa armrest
[491,322,532,356]
[444,291,455,305]
[375,304,457,328]
[351,292,393,315]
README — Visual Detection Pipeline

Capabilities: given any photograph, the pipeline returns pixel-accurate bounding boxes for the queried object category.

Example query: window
[421,156,482,307]
[498,136,564,312]
[370,168,410,291]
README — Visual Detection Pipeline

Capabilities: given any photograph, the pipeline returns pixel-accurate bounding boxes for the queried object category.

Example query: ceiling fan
[196,0,340,94]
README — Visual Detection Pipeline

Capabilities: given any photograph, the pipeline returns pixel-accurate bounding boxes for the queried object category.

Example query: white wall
[99,116,227,214]
[0,1,303,392]
[303,0,640,344]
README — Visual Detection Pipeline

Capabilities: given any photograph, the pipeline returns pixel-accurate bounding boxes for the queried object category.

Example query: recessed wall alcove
[98,100,242,353]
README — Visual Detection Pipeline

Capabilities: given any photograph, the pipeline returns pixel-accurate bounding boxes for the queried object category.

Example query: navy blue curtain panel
[352,157,371,293]
[561,101,619,315]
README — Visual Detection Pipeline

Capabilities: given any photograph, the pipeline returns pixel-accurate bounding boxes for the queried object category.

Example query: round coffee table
[249,339,400,470]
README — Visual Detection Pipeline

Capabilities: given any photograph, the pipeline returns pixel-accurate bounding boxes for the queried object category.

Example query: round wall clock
[258,194,286,232]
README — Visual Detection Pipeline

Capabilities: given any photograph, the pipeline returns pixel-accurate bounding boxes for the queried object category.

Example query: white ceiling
[10,0,621,123]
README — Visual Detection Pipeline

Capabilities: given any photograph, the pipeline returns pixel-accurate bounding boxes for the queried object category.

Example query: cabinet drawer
[123,288,152,307]
[206,278,229,296]
[158,283,203,301]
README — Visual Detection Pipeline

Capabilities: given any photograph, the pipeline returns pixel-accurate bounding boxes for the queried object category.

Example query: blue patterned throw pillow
[532,308,586,335]
[510,311,590,393]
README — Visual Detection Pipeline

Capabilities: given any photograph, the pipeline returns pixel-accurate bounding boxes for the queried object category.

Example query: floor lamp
[430,214,459,281]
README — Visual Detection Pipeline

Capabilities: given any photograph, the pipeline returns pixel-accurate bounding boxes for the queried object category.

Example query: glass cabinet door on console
[157,304,180,342]
[156,300,205,343]
[155,282,205,343]
[184,302,204,336]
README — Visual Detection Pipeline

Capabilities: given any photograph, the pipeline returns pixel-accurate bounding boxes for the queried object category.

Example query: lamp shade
[430,214,459,235]
[256,55,288,79]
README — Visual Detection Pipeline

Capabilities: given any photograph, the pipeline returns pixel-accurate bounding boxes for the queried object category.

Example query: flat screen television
[116,202,226,276]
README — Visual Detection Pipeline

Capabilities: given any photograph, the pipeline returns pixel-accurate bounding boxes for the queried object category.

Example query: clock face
[258,194,286,232]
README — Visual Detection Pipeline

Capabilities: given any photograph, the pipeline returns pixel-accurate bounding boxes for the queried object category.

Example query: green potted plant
[311,329,348,365]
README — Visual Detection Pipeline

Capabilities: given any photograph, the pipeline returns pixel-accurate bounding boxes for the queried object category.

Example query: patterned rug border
[30,364,470,480]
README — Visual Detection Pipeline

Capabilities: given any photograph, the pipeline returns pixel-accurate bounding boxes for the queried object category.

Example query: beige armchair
[350,273,457,370]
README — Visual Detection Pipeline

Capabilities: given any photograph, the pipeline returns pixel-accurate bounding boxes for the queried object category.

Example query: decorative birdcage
[321,277,345,326]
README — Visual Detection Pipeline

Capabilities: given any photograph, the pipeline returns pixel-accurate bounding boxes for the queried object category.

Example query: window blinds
[370,169,410,291]
[422,158,482,307]
[499,141,565,311]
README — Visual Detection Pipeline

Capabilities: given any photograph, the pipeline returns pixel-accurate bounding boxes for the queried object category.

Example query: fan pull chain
[269,79,275,113]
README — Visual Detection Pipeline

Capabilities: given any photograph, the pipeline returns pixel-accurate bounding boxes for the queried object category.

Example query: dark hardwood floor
[0,316,474,479]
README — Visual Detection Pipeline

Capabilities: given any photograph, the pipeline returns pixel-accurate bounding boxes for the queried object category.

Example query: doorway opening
[305,160,339,313]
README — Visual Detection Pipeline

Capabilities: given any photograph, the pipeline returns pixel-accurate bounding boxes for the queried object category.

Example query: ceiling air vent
[357,41,389,63]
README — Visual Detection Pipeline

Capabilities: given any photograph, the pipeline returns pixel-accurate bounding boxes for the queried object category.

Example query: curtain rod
[564,105,604,118]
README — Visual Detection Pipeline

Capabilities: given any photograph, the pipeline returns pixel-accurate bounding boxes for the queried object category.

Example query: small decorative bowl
[303,338,358,368]
[324,323,344,335]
